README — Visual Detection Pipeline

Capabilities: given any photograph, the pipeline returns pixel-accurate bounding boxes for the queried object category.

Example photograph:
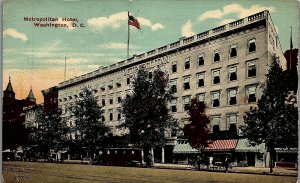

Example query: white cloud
[56,18,76,31]
[198,3,275,22]
[87,11,128,31]
[87,11,164,31]
[199,10,223,21]
[181,20,195,37]
[23,40,64,58]
[218,18,236,26]
[3,28,28,42]
[98,42,139,49]
[137,17,165,31]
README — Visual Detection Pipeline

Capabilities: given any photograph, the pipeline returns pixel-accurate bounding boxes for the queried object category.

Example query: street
[3,162,297,183]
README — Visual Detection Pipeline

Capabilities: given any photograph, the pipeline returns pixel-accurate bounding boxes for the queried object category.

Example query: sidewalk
[153,163,298,177]
[34,159,298,177]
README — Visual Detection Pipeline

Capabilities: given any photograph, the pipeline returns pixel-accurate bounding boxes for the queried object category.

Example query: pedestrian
[224,157,229,173]
[209,156,213,168]
[196,155,201,171]
[146,153,153,167]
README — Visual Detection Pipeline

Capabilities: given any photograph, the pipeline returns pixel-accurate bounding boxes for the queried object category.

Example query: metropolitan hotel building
[53,10,288,165]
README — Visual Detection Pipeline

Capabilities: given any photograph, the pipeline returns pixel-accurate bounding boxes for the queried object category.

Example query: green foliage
[70,88,109,152]
[120,68,177,148]
[183,98,210,150]
[241,57,298,172]
[26,107,68,157]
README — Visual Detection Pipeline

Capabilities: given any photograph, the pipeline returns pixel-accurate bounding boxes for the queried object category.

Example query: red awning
[204,139,238,152]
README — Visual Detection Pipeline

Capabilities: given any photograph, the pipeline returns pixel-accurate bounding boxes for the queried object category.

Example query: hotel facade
[56,11,286,164]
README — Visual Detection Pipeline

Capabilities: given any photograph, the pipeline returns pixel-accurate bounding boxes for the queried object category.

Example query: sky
[3,0,299,104]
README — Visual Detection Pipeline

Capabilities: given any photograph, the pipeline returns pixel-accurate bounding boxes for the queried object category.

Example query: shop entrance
[247,152,255,166]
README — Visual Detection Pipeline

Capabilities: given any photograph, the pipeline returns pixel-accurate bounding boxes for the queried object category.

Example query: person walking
[224,157,229,173]
[196,155,201,171]
[146,153,153,167]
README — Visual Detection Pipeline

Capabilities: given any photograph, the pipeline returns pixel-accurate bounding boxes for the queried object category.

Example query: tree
[70,88,109,157]
[241,57,298,173]
[183,98,210,151]
[26,107,68,159]
[3,122,29,150]
[120,68,177,152]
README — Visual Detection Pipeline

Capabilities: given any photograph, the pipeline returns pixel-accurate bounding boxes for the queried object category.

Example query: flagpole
[290,26,292,71]
[127,12,130,59]
[64,56,67,81]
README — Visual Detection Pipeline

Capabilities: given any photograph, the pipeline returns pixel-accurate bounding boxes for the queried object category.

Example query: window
[126,91,131,99]
[198,54,204,66]
[228,89,237,105]
[102,115,105,122]
[214,50,220,62]
[109,109,113,121]
[127,78,130,85]
[197,72,205,87]
[116,79,121,88]
[211,92,220,107]
[247,86,256,103]
[102,97,106,106]
[159,65,165,72]
[172,63,177,73]
[184,58,190,69]
[228,115,237,133]
[170,80,177,93]
[170,99,177,112]
[183,96,191,111]
[230,45,237,57]
[248,39,256,52]
[109,95,113,105]
[229,66,237,81]
[212,117,220,133]
[171,128,177,137]
[183,77,190,90]
[197,93,205,103]
[148,72,152,79]
[247,61,256,77]
[100,84,105,91]
[117,93,122,103]
[108,81,113,90]
[117,112,121,120]
[212,70,220,84]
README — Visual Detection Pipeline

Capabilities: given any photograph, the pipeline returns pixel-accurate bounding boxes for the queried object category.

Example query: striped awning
[204,139,237,152]
[173,143,200,154]
[275,148,298,153]
[235,139,266,153]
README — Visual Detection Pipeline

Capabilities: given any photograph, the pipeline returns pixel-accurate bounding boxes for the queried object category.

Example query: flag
[128,14,140,30]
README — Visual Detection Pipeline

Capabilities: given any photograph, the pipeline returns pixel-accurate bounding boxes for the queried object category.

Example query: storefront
[173,139,200,164]
[203,139,238,165]
[274,148,298,168]
[235,139,266,167]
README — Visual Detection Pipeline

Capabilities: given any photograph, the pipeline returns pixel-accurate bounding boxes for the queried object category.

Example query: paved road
[3,162,298,183]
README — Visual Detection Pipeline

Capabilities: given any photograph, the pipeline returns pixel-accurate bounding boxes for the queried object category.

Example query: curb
[152,165,298,177]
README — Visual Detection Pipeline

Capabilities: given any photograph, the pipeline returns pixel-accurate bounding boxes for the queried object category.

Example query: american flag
[128,14,140,30]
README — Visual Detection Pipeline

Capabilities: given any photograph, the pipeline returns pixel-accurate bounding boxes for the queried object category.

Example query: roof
[235,139,266,153]
[5,78,14,93]
[27,88,35,99]
[173,143,200,154]
[275,148,298,153]
[204,139,237,152]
